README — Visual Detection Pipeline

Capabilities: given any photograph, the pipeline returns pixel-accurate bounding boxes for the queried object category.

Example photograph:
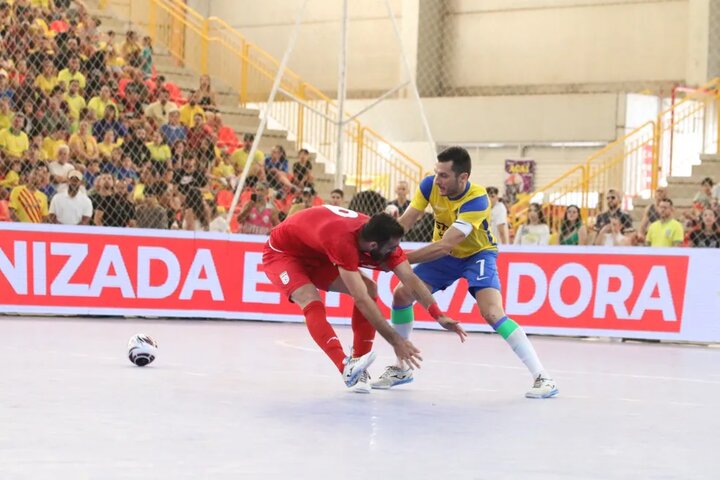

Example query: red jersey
[268,205,406,271]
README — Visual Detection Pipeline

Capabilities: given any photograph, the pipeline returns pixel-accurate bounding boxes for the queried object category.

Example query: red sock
[351,304,376,358]
[303,301,346,372]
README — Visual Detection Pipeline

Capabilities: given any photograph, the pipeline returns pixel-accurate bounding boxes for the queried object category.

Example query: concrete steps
[630,154,720,223]
[85,0,339,201]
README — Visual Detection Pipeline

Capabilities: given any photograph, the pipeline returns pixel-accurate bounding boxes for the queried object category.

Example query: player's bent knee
[392,283,415,305]
[290,284,322,308]
[480,306,505,325]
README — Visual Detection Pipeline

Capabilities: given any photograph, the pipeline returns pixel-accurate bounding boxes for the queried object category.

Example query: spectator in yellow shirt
[87,85,117,121]
[34,60,58,95]
[146,130,172,167]
[63,79,86,130]
[98,129,123,160]
[31,0,54,11]
[42,128,68,161]
[0,97,13,130]
[646,198,684,247]
[0,115,30,159]
[57,56,86,90]
[9,168,48,223]
[230,133,266,181]
[0,159,22,189]
[210,150,235,189]
[121,30,142,63]
[179,92,205,128]
[69,121,99,164]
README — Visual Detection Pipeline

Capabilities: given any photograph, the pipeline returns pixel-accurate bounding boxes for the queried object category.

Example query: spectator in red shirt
[186,113,214,152]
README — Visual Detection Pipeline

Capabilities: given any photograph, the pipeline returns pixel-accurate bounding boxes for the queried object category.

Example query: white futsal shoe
[351,370,372,394]
[342,351,377,388]
[525,374,559,399]
[370,365,414,389]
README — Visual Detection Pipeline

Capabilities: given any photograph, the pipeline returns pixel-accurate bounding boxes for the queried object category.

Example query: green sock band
[494,316,519,340]
[391,304,414,325]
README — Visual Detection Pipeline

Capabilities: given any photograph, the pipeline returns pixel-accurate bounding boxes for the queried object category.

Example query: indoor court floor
[1,317,718,479]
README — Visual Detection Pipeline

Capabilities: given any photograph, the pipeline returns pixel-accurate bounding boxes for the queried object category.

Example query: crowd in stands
[0,0,348,236]
[498,180,720,248]
[0,1,716,249]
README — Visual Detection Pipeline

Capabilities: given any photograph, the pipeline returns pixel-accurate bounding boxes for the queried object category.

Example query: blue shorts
[413,250,501,297]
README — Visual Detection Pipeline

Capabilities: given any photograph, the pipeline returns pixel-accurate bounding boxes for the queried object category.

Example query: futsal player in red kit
[262,204,467,393]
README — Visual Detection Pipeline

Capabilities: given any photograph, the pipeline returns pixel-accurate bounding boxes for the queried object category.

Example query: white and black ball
[128,334,158,367]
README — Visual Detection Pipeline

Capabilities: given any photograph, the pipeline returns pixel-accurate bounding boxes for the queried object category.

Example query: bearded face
[368,238,400,261]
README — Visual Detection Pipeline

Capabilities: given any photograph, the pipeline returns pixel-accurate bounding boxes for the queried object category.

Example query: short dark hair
[437,146,471,176]
[660,198,674,207]
[361,213,404,244]
[701,177,714,187]
[331,188,344,197]
[487,186,499,196]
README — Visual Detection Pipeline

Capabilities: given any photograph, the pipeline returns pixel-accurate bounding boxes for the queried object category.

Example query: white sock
[393,321,413,340]
[392,322,413,369]
[505,328,546,378]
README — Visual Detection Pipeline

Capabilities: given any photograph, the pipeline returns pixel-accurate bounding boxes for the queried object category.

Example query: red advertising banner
[0,226,690,336]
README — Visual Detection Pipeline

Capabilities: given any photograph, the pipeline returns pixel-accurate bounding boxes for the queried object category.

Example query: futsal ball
[128,334,158,367]
[385,204,400,218]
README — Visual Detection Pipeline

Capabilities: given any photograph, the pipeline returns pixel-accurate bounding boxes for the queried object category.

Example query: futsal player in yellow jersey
[372,146,558,398]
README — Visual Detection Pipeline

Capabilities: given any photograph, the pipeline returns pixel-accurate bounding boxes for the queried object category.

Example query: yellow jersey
[63,93,87,121]
[231,148,265,171]
[34,74,58,95]
[146,143,171,162]
[646,219,684,247]
[9,185,48,223]
[42,137,68,161]
[0,111,13,130]
[98,139,123,159]
[87,97,117,120]
[57,69,86,89]
[179,104,205,128]
[0,128,30,158]
[410,175,497,258]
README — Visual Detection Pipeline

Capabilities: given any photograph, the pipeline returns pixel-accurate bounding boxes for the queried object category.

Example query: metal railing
[98,0,424,199]
[511,79,720,231]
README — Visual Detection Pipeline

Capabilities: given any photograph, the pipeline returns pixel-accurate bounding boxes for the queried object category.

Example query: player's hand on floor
[394,339,423,370]
[437,315,468,343]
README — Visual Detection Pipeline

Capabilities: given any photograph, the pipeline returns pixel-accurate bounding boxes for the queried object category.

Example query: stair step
[87,0,354,192]
[699,154,720,163]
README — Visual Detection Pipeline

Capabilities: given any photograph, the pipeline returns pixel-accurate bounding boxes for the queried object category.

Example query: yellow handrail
[99,0,425,198]
[511,78,720,233]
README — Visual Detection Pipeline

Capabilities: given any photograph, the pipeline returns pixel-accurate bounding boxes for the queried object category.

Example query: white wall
[446,0,688,88]
[208,0,405,93]
[345,93,620,143]
[345,93,619,189]
[206,0,693,94]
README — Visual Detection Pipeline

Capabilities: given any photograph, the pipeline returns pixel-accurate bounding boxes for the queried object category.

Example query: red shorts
[262,243,340,299]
